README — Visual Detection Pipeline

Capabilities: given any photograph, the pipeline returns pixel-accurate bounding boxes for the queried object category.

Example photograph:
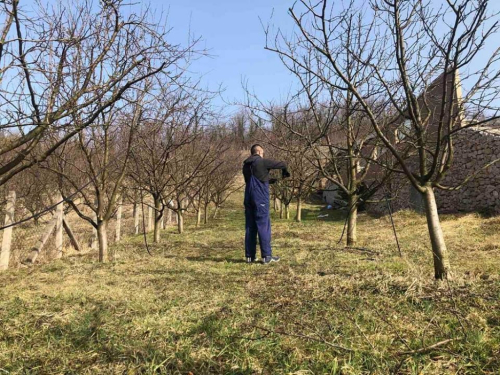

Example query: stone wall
[435,126,500,214]
[366,126,500,215]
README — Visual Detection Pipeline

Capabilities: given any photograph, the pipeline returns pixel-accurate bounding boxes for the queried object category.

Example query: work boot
[246,257,256,264]
[262,256,280,264]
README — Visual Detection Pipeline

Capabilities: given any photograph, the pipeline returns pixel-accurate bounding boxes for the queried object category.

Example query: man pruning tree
[242,144,290,264]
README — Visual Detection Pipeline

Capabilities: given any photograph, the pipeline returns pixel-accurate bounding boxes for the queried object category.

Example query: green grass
[1,192,500,374]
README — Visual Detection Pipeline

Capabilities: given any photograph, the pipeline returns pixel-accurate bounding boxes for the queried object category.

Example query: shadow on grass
[185,256,247,264]
[300,207,345,222]
[17,301,257,374]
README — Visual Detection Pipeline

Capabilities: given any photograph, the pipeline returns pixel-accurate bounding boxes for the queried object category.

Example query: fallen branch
[397,338,460,356]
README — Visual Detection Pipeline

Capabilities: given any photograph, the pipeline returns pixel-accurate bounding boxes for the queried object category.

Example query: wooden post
[115,196,122,242]
[54,194,64,259]
[0,191,16,271]
[63,218,81,251]
[134,202,140,234]
[147,205,153,232]
[24,218,57,264]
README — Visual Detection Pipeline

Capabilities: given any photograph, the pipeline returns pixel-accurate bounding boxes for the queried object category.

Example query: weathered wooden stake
[63,218,81,251]
[134,202,140,234]
[54,194,64,259]
[24,218,57,264]
[0,191,16,271]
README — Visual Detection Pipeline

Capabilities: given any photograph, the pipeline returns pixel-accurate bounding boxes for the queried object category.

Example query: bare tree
[229,112,248,149]
[245,91,387,244]
[128,86,208,242]
[164,136,223,234]
[47,90,145,261]
[0,0,194,186]
[286,143,318,222]
[208,147,243,219]
[8,165,56,226]
[268,0,500,279]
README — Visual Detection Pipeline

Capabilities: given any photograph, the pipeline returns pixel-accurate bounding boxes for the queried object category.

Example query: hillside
[1,192,499,374]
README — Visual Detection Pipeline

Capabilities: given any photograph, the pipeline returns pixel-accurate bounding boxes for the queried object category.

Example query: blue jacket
[242,155,288,184]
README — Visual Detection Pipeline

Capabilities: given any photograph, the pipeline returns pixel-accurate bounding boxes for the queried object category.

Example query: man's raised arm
[263,158,290,178]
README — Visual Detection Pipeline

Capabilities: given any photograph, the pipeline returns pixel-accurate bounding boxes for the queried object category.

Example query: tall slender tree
[268,0,500,278]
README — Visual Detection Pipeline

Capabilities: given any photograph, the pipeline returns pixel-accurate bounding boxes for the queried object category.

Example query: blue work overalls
[244,161,272,259]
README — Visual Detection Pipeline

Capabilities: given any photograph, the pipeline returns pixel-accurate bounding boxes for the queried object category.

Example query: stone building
[435,124,500,214]
[322,71,500,215]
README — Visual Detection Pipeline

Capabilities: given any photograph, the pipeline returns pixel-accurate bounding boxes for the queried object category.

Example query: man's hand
[282,169,291,179]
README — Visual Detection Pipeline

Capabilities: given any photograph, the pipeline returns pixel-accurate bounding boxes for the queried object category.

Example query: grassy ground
[1,191,499,374]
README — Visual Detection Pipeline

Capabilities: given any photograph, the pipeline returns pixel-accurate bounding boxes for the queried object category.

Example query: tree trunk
[196,208,201,227]
[279,200,284,219]
[346,194,358,247]
[177,211,184,234]
[204,203,209,224]
[153,197,161,243]
[296,196,302,222]
[115,196,122,243]
[167,208,172,225]
[212,205,219,219]
[147,205,153,233]
[97,221,108,263]
[422,186,450,280]
[284,204,290,220]
[91,207,98,249]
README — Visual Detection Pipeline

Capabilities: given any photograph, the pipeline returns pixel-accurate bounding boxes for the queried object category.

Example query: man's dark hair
[251,144,263,155]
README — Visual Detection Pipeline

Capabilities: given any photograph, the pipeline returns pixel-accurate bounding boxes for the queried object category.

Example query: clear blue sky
[149,0,296,115]
[150,0,500,116]
[17,0,500,117]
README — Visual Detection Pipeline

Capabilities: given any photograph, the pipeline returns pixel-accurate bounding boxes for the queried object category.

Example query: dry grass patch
[1,193,499,374]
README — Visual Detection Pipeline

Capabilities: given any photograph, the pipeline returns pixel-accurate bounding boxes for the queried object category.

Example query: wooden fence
[0,192,177,270]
